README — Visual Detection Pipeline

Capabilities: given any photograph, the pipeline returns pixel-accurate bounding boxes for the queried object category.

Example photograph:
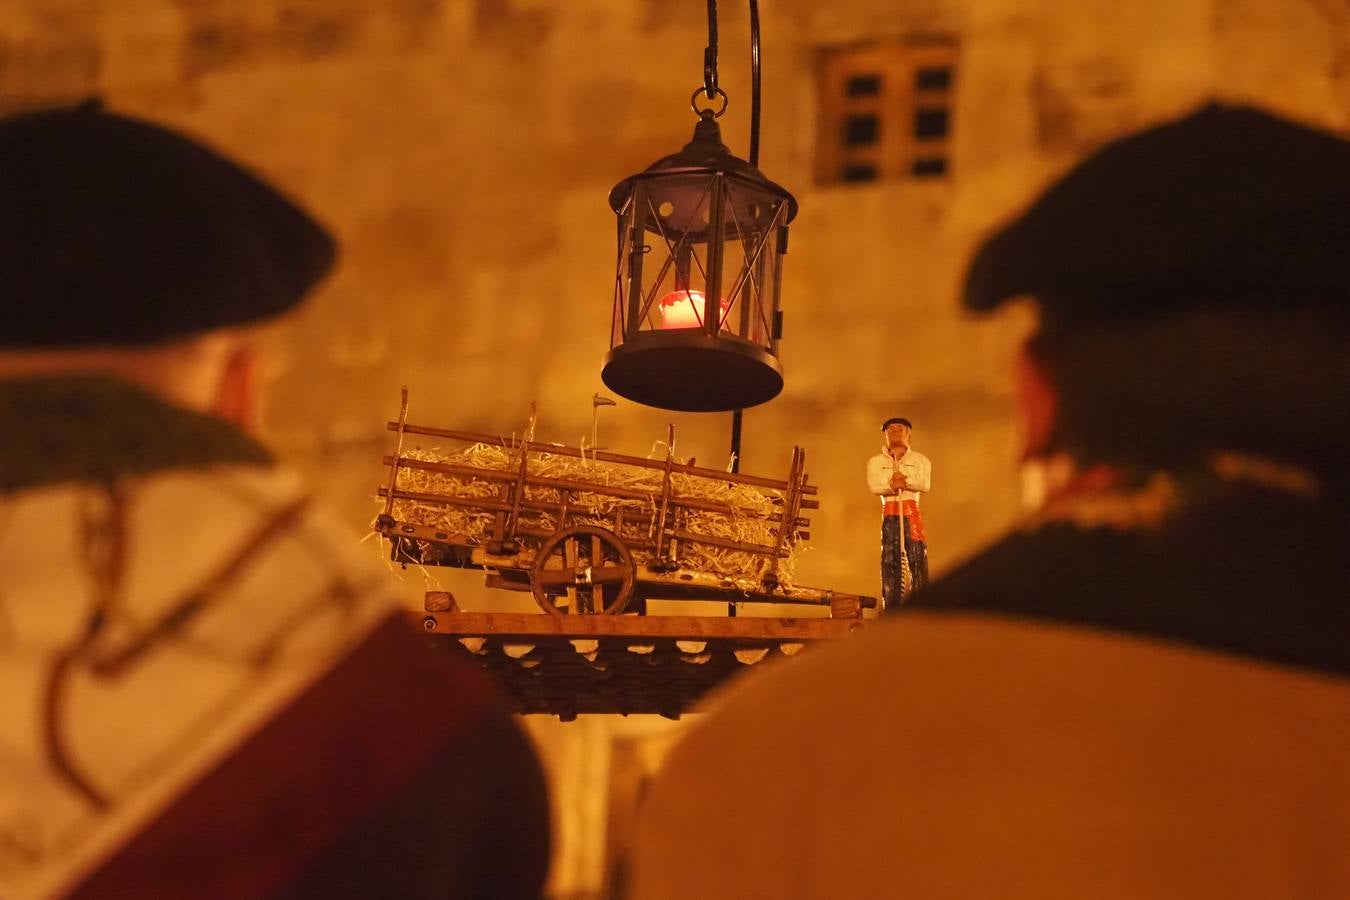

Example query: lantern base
[601,331,784,412]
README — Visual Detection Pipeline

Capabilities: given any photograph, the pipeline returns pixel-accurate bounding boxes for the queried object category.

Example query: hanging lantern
[601,58,798,413]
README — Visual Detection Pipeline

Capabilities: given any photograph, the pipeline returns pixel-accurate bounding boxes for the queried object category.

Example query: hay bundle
[388,442,800,588]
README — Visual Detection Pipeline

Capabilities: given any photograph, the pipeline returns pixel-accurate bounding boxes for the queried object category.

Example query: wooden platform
[416,611,867,720]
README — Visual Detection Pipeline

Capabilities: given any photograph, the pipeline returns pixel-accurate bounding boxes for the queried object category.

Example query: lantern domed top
[609,116,798,223]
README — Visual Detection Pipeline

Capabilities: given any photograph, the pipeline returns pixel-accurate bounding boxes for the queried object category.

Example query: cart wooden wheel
[530,525,635,616]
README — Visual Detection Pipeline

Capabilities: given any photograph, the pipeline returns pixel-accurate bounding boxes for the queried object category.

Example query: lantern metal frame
[600,0,797,417]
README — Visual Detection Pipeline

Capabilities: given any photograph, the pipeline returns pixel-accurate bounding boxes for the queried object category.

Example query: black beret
[881,417,912,430]
[0,100,336,348]
[963,102,1350,329]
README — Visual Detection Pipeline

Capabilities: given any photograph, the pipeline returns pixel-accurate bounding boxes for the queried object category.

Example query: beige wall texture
[6,1,1350,896]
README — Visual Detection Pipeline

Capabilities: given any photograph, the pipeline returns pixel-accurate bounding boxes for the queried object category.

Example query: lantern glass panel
[641,198,712,331]
[612,174,785,346]
[717,179,788,347]
[611,191,640,347]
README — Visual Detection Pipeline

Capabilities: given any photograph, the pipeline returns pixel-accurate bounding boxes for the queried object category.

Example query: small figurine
[866,417,932,607]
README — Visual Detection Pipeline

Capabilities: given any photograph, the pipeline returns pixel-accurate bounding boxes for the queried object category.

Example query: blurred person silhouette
[623,102,1350,899]
[0,101,549,899]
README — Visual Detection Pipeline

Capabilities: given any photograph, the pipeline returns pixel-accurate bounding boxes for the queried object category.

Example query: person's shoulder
[908,527,1057,603]
[630,609,1350,899]
[113,460,403,655]
[140,461,390,585]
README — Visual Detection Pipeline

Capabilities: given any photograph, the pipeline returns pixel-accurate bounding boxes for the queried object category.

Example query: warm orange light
[657,289,729,329]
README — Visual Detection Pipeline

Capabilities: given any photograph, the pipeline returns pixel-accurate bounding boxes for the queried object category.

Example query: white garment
[0,465,394,899]
[866,446,932,505]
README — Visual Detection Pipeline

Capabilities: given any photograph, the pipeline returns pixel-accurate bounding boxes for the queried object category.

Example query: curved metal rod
[731,0,763,475]
[749,0,761,166]
[704,0,719,97]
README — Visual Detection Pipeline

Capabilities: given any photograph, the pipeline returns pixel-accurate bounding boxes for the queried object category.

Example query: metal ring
[690,86,729,119]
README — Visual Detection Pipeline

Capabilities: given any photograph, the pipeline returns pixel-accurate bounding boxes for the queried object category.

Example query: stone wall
[7,1,1349,894]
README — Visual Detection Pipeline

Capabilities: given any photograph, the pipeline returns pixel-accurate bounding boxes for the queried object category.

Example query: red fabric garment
[69,613,549,899]
[903,500,926,541]
[883,500,927,542]
[0,378,551,900]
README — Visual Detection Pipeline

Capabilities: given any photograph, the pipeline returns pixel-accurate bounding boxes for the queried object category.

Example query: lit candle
[657,289,729,329]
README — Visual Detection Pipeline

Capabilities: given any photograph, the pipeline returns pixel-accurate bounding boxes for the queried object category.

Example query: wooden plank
[379,487,645,524]
[653,425,675,558]
[484,573,532,593]
[380,387,411,522]
[382,455,806,524]
[388,421,816,495]
[634,581,846,607]
[380,510,817,573]
[415,611,864,640]
[505,439,531,541]
[767,447,807,578]
[380,487,515,515]
[623,563,878,609]
[382,520,477,544]
[667,527,779,558]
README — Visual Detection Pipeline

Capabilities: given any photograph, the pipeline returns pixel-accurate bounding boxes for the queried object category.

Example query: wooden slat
[380,387,411,521]
[416,611,864,640]
[627,566,876,608]
[388,421,816,495]
[383,455,805,523]
[380,505,802,562]
[381,520,476,544]
[667,528,779,558]
[380,487,516,516]
[504,440,531,541]
[653,425,676,558]
[379,486,647,523]
[766,447,805,580]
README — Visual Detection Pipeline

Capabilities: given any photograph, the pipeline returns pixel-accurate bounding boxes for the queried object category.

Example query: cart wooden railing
[374,389,872,618]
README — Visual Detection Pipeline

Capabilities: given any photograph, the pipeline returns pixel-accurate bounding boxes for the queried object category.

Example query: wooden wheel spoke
[590,565,630,584]
[535,570,582,587]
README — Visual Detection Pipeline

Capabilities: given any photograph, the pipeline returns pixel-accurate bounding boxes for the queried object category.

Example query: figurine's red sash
[904,501,927,541]
[882,500,927,542]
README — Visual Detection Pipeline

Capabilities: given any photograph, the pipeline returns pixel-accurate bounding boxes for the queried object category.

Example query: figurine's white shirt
[867,446,932,504]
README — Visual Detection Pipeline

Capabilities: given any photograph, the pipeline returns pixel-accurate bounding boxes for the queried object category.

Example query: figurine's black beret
[0,100,336,348]
[881,417,912,431]
[963,103,1350,329]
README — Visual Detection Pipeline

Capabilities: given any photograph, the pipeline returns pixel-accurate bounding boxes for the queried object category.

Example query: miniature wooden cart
[374,391,874,618]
